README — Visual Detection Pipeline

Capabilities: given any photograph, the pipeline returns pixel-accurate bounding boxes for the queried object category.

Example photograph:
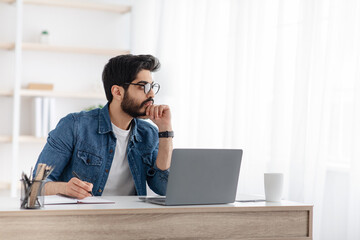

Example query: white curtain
[132,0,360,239]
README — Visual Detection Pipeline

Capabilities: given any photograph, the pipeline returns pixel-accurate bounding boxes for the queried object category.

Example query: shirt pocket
[77,150,102,166]
[74,150,103,182]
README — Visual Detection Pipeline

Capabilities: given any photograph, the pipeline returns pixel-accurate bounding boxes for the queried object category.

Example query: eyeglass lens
[145,83,160,95]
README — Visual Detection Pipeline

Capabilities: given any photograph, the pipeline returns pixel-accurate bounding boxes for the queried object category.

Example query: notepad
[44,195,115,205]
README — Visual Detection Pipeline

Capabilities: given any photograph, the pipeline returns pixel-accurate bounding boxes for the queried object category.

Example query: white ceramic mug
[264,173,283,202]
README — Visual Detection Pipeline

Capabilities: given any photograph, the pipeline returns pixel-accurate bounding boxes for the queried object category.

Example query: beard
[121,91,154,118]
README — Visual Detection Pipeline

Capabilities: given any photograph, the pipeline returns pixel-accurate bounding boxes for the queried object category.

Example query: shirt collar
[98,102,142,142]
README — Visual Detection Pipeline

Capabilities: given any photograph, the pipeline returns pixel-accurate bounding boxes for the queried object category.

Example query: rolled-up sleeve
[146,146,169,196]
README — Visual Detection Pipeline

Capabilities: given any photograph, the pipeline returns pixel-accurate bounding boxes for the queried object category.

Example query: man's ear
[111,85,125,101]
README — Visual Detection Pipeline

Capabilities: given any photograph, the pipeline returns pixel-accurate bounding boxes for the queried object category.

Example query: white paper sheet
[44,195,115,205]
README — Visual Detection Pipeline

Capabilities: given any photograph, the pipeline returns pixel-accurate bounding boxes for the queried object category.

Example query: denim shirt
[34,103,169,196]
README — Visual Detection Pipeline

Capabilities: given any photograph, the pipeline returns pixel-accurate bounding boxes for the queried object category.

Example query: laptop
[141,148,243,206]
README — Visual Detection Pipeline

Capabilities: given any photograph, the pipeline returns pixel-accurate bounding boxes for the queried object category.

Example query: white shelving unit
[0,0,131,196]
[5,0,131,13]
[0,89,105,99]
[0,42,130,55]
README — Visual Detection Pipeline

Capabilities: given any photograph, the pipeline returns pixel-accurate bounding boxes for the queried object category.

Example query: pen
[72,171,94,196]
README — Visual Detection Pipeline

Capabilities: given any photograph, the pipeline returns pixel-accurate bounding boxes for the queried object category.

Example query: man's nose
[146,88,155,98]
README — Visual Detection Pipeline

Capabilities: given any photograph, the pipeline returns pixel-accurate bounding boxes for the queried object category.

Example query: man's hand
[64,177,93,199]
[140,104,173,171]
[44,178,93,199]
[144,104,172,131]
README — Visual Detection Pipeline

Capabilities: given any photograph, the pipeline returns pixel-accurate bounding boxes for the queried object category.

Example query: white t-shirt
[102,123,136,196]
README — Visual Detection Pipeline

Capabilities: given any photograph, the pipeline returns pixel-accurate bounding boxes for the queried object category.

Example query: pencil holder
[20,179,45,209]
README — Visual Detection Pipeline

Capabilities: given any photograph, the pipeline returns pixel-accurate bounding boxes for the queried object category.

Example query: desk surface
[0,195,313,240]
[0,195,312,212]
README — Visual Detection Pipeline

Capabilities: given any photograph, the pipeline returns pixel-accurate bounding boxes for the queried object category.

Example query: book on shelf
[42,97,49,137]
[33,97,42,138]
[28,83,54,91]
[49,98,56,133]
[32,97,56,138]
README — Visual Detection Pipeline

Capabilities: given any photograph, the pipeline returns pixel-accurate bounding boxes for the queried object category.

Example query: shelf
[0,89,105,99]
[0,136,11,143]
[0,90,12,97]
[0,135,46,143]
[0,181,10,190]
[0,0,131,14]
[0,42,130,55]
[0,42,14,50]
[21,89,105,99]
[23,42,130,55]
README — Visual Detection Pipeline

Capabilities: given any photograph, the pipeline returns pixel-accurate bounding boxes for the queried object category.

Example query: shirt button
[98,189,102,193]
[109,149,113,153]
[86,159,90,164]
[105,169,109,173]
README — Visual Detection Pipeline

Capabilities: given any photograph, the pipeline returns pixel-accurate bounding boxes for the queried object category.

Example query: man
[34,54,173,199]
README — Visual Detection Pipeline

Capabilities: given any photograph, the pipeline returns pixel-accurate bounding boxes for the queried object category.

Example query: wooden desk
[0,196,312,240]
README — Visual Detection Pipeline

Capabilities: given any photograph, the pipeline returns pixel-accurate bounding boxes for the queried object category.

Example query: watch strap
[158,131,174,138]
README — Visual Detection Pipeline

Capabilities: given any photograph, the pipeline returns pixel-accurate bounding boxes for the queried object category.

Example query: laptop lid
[164,149,242,205]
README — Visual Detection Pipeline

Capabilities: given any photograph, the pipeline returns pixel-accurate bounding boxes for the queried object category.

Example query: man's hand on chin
[139,104,172,131]
[142,104,173,171]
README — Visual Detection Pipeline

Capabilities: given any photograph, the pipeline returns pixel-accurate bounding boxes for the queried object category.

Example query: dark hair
[102,54,161,102]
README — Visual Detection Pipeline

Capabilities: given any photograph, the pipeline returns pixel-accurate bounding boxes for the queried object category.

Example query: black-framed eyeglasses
[124,81,160,95]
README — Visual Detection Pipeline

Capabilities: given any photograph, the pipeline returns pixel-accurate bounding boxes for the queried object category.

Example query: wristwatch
[158,131,174,138]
